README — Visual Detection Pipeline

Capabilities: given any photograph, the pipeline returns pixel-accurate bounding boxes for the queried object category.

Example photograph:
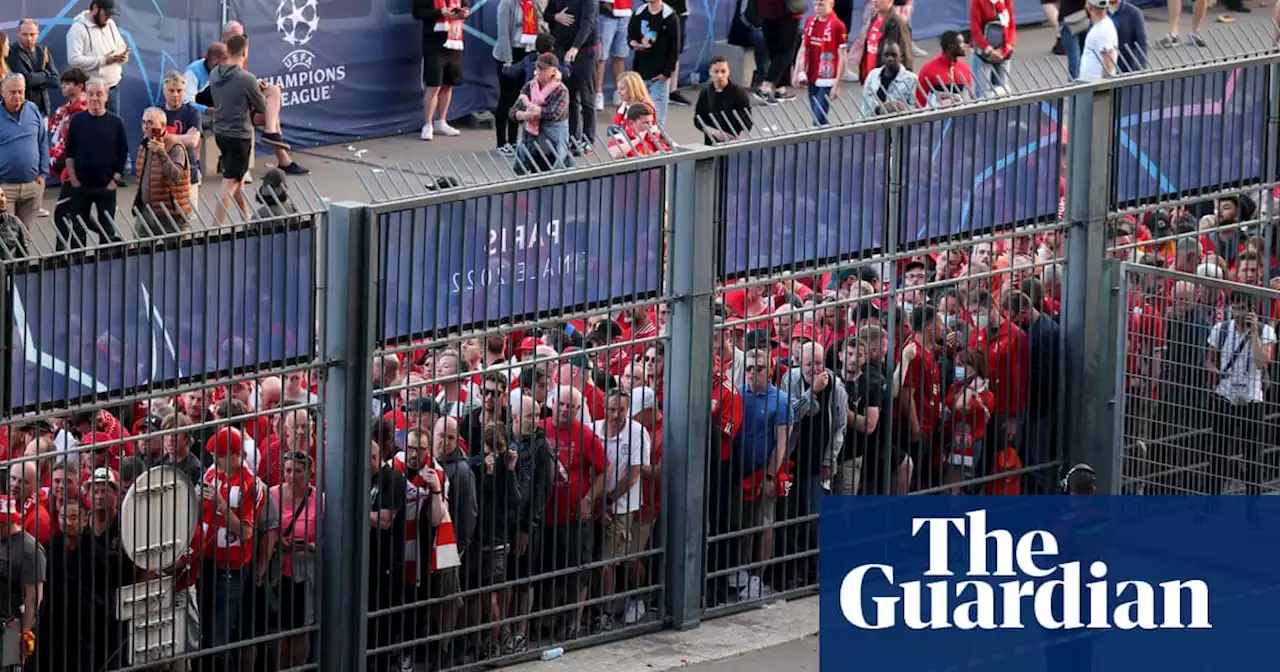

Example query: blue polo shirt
[0,100,49,184]
[734,384,793,473]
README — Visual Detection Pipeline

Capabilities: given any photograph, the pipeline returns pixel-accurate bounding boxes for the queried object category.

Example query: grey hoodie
[208,63,267,140]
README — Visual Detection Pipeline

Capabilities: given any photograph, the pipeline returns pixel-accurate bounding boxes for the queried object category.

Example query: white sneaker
[911,44,927,58]
[399,656,415,672]
[420,123,434,141]
[594,92,605,110]
[727,570,749,588]
[623,599,647,624]
[740,575,763,600]
[434,120,462,137]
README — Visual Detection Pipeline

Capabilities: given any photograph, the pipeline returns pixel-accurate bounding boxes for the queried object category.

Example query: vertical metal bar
[1062,90,1121,493]
[319,202,375,671]
[663,158,715,629]
[880,125,903,492]
[1262,62,1279,292]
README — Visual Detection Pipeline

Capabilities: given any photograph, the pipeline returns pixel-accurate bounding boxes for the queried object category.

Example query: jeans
[646,77,671,127]
[1060,24,1085,81]
[494,51,527,148]
[565,46,599,145]
[971,54,1011,96]
[106,85,121,115]
[746,24,771,88]
[65,184,123,247]
[514,119,572,174]
[807,84,832,125]
[198,564,251,672]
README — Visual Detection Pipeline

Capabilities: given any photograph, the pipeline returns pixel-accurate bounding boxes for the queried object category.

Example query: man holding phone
[65,0,128,116]
[132,107,192,236]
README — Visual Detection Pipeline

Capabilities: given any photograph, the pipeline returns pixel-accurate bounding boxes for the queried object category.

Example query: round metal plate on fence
[120,466,199,573]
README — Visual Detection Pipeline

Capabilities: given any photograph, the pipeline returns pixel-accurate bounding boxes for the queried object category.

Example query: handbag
[784,0,807,16]
[1063,10,1089,36]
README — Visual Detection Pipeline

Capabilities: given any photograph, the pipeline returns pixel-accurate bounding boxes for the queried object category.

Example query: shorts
[598,15,631,60]
[507,531,539,581]
[423,41,464,88]
[627,518,654,555]
[465,545,510,589]
[539,522,594,593]
[729,485,777,529]
[598,512,635,560]
[215,135,252,181]
[278,577,314,630]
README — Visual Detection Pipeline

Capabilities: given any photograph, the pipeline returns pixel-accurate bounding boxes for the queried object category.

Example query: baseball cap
[517,337,540,354]
[81,431,114,451]
[629,387,658,415]
[93,0,118,12]
[791,322,817,342]
[743,328,779,351]
[405,396,443,415]
[139,413,168,433]
[86,467,121,490]
[0,496,20,527]
[16,419,55,434]
[1087,0,1107,7]
[206,428,243,458]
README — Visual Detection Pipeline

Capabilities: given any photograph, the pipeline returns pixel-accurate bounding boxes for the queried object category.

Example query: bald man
[184,42,228,114]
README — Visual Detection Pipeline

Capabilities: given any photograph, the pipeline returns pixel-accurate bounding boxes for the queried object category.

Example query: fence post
[1062,91,1123,493]
[663,157,716,629]
[319,202,377,670]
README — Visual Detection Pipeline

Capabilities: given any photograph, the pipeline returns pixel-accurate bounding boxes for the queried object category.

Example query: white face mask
[974,314,990,330]
[901,301,915,316]
[955,364,967,380]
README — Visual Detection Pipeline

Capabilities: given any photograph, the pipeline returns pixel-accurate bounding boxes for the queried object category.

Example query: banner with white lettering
[820,497,1280,671]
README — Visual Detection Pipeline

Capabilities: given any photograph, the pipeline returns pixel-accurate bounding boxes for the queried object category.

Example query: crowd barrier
[0,50,1277,672]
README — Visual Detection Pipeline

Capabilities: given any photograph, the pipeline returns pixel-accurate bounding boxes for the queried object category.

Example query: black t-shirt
[844,364,887,459]
[369,466,408,572]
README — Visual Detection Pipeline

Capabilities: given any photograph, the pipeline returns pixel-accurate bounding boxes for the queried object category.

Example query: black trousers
[1208,396,1274,495]
[495,50,528,148]
[762,16,801,88]
[59,184,123,248]
[564,46,599,145]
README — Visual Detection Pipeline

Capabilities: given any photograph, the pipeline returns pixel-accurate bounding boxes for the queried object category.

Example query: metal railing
[1,39,1278,672]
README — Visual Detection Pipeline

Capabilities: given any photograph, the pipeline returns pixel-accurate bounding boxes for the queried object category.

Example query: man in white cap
[1078,0,1117,80]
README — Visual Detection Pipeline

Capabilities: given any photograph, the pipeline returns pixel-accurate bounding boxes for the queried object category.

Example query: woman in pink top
[270,451,323,668]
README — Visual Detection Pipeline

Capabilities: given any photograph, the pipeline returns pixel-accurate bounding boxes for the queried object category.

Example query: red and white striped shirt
[390,453,462,585]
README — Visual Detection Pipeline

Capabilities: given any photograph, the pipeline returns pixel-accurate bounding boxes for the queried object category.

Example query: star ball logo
[840,510,1212,631]
[268,0,347,106]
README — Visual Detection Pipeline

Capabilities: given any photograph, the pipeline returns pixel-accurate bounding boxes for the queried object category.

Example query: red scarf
[520,0,538,47]
[801,14,841,87]
[434,0,465,51]
[861,15,885,81]
[613,0,633,17]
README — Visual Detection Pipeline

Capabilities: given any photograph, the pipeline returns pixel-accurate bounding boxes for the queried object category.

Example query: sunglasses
[482,388,504,397]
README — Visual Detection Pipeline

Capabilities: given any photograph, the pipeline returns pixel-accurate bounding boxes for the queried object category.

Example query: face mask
[902,301,915,316]
[974,314,990,330]
[955,364,967,381]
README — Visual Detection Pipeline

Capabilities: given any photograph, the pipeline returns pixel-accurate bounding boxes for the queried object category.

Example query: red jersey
[539,419,610,526]
[195,465,264,570]
[800,14,847,87]
[897,339,942,434]
[915,54,975,107]
[22,492,53,547]
[944,380,994,472]
[607,124,670,158]
[969,0,1016,60]
[635,409,663,522]
[712,358,745,461]
[968,322,1029,415]
[860,14,885,81]
[1125,300,1165,397]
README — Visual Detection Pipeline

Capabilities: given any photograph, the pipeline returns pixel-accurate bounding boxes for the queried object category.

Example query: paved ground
[682,635,818,672]
[24,3,1278,249]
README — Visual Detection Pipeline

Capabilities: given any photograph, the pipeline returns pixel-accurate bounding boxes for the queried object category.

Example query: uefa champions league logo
[277,0,319,70]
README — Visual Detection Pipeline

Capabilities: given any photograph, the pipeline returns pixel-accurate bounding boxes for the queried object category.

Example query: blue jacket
[0,101,50,184]
[183,58,212,113]
[1109,1,1148,72]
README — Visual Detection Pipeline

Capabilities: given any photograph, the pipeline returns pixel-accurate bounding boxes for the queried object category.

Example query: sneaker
[37,208,49,218]
[669,89,693,107]
[773,90,797,102]
[259,131,291,150]
[420,123,434,141]
[623,599,647,625]
[399,656,415,672]
[1188,32,1207,47]
[281,162,310,176]
[911,43,927,58]
[1158,33,1180,48]
[740,575,764,600]
[752,88,772,104]
[502,632,528,655]
[594,92,605,110]
[434,120,462,137]
[242,172,253,184]
[842,70,859,83]
[727,569,750,588]
[592,614,614,634]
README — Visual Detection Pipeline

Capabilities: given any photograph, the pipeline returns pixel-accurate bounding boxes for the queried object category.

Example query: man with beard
[38,497,105,671]
[462,372,511,454]
[777,343,845,589]
[838,328,895,494]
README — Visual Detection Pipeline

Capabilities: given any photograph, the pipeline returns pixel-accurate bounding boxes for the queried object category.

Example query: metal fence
[2,45,1280,672]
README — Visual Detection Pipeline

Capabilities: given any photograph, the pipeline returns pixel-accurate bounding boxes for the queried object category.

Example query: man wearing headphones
[1061,463,1096,495]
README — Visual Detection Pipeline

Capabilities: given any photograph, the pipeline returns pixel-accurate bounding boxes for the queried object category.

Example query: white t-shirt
[591,419,651,515]
[1208,319,1277,404]
[1079,17,1118,80]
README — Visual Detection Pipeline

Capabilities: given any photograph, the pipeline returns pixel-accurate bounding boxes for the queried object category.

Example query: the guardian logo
[840,510,1211,631]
